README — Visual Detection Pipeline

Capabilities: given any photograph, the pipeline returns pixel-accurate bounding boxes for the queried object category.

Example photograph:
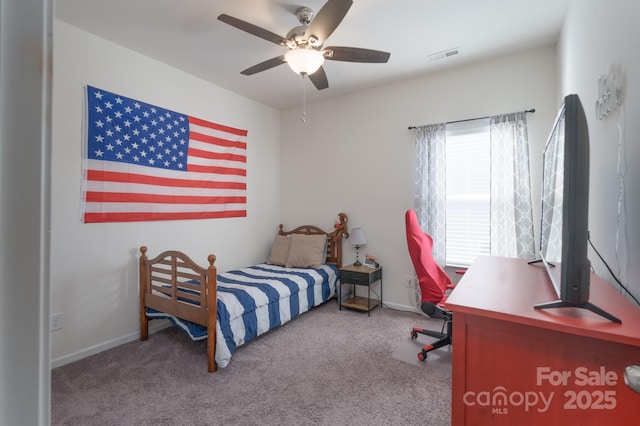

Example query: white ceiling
[55,0,572,110]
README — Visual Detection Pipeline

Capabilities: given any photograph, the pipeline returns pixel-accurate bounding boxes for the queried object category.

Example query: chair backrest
[405,209,451,304]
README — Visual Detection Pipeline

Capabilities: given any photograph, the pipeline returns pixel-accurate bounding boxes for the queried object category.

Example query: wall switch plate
[50,313,63,331]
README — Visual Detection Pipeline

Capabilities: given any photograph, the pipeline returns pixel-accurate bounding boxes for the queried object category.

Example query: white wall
[281,46,559,310]
[51,21,282,365]
[1,0,51,424]
[560,0,640,303]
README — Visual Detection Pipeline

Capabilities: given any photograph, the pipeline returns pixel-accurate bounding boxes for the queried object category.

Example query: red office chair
[405,209,456,361]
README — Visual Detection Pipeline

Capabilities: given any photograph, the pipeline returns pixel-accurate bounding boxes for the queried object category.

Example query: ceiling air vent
[427,47,461,62]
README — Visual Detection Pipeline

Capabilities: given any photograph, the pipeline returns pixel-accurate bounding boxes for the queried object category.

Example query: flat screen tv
[534,93,621,323]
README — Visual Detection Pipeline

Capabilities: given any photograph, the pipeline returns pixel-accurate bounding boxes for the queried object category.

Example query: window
[414,112,534,268]
[445,119,490,266]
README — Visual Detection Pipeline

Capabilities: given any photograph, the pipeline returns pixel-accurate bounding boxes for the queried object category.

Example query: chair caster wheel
[418,351,427,361]
[410,330,418,339]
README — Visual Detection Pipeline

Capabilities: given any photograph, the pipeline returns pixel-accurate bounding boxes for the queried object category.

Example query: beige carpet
[52,301,452,425]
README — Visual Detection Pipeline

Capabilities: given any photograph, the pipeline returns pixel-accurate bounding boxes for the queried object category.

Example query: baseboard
[50,320,171,369]
[382,301,419,313]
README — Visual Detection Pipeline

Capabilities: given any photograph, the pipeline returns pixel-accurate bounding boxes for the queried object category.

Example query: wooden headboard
[278,212,349,268]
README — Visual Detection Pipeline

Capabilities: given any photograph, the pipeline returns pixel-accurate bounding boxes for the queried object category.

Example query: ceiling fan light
[285,48,325,75]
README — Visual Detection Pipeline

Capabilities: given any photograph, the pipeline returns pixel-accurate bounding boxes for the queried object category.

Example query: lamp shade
[284,48,325,75]
[350,228,367,246]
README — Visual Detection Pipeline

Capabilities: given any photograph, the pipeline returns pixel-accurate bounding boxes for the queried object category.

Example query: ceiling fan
[217,0,391,90]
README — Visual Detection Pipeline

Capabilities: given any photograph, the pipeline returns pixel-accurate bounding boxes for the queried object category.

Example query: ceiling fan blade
[241,56,286,75]
[308,67,329,90]
[324,46,390,63]
[218,14,286,46]
[305,0,353,45]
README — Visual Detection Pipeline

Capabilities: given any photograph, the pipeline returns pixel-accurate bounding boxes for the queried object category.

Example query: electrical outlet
[50,313,63,331]
[406,275,416,288]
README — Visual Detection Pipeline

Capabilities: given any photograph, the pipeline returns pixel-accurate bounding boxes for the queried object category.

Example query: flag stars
[87,87,194,172]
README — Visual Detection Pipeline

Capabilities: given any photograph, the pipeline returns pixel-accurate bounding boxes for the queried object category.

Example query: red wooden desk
[445,255,640,425]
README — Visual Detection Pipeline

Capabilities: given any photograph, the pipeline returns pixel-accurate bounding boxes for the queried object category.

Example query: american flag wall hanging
[81,85,247,223]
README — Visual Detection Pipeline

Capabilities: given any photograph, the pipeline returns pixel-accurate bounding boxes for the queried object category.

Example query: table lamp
[350,228,367,266]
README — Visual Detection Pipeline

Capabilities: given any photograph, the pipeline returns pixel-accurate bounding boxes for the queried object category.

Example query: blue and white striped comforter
[147,263,338,368]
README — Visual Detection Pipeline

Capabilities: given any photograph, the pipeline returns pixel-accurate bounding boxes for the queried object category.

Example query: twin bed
[139,213,349,372]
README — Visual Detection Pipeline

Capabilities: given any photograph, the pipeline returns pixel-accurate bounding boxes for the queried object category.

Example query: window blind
[445,119,491,266]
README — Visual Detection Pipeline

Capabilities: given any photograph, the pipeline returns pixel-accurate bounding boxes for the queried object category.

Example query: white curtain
[414,123,447,265]
[414,112,535,264]
[489,112,535,259]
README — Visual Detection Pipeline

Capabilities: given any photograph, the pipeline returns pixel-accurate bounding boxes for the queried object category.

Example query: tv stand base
[534,299,622,324]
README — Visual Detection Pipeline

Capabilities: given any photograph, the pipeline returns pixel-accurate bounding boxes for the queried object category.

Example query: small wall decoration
[82,85,248,223]
[595,68,623,120]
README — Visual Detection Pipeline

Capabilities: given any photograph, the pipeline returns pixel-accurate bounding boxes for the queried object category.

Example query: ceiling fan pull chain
[302,73,307,123]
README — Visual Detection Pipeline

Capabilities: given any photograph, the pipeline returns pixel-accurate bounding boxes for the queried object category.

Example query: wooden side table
[339,264,382,316]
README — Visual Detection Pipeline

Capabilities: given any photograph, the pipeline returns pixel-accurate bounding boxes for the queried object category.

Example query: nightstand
[339,264,382,316]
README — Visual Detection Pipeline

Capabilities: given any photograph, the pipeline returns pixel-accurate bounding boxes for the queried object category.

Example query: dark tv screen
[536,94,620,323]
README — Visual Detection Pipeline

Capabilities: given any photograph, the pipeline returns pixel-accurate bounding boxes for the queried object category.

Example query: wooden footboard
[139,247,218,372]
